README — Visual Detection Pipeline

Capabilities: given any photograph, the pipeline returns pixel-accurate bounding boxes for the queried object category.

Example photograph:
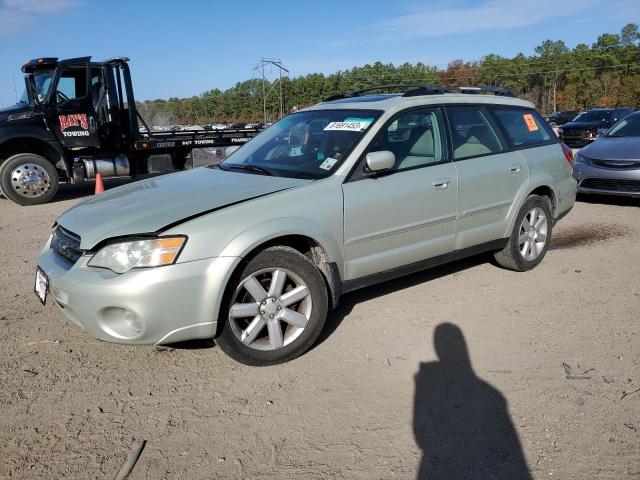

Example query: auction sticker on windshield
[324,118,373,132]
[34,267,48,304]
[319,158,338,170]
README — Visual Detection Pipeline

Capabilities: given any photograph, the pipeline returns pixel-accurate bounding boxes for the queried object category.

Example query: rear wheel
[494,195,552,272]
[0,153,59,205]
[215,246,328,366]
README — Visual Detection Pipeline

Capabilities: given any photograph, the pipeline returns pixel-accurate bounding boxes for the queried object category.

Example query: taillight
[561,143,573,165]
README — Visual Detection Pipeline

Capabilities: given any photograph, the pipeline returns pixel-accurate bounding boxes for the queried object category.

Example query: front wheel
[494,195,553,272]
[215,246,328,366]
[0,153,59,205]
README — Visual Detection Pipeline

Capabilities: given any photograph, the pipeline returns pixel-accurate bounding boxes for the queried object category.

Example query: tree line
[137,23,640,126]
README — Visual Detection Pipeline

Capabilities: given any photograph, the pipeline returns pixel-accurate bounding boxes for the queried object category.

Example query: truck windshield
[20,69,54,104]
[572,111,611,123]
[219,109,381,179]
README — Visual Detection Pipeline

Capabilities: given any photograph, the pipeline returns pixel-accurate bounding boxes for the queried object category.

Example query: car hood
[580,136,640,160]
[57,167,312,249]
[561,120,608,130]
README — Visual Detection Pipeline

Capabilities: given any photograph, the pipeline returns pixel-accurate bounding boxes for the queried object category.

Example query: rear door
[342,107,458,281]
[48,61,101,148]
[445,105,528,249]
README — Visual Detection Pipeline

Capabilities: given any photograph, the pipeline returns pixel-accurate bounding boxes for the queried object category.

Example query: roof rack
[324,84,515,102]
[403,85,515,97]
[324,85,425,102]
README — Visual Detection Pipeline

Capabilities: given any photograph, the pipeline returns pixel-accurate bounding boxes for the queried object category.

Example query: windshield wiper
[220,164,275,176]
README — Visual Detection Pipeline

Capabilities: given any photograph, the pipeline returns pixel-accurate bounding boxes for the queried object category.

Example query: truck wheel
[0,153,59,206]
[215,246,328,366]
[493,195,552,272]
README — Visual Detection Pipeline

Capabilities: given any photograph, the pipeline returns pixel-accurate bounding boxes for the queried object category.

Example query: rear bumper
[37,235,239,345]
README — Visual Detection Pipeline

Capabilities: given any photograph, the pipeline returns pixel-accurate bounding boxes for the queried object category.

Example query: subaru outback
[36,85,576,365]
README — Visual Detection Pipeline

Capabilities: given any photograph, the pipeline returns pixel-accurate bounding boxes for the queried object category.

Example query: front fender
[219,216,343,274]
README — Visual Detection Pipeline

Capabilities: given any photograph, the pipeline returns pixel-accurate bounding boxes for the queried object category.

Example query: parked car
[35,85,576,365]
[544,110,578,128]
[573,110,640,197]
[559,108,635,147]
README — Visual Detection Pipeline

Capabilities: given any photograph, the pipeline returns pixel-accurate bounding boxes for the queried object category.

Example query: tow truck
[0,57,262,205]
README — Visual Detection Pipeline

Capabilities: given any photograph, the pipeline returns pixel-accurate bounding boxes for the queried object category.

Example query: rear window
[491,108,554,148]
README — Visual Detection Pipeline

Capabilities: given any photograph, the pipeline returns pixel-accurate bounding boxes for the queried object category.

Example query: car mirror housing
[364,151,395,174]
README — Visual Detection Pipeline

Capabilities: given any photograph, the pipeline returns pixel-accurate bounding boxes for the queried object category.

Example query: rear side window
[446,106,505,160]
[492,108,554,148]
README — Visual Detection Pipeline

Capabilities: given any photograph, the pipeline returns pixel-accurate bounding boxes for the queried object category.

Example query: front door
[48,62,101,148]
[342,108,458,281]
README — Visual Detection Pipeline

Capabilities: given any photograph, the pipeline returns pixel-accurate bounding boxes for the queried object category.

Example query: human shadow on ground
[414,323,532,480]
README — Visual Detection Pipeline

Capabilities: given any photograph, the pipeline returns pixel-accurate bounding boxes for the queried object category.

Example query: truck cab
[0,56,144,205]
[0,56,261,205]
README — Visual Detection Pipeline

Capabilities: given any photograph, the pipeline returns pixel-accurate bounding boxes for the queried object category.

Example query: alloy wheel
[228,268,312,351]
[518,207,548,261]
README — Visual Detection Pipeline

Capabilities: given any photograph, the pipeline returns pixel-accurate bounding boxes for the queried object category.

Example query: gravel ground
[0,180,638,479]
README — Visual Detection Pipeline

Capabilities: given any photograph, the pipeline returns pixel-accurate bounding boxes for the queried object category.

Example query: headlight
[88,236,186,273]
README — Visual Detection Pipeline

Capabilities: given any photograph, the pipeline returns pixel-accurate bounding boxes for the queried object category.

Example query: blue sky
[0,0,638,107]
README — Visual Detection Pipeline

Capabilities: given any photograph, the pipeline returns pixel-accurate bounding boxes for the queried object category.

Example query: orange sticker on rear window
[523,114,539,131]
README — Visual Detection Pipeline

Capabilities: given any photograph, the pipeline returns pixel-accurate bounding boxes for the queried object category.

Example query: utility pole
[253,58,289,124]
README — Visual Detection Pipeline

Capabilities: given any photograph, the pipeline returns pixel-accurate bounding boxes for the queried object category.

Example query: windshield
[572,111,611,123]
[219,109,381,179]
[606,115,640,137]
[20,69,54,104]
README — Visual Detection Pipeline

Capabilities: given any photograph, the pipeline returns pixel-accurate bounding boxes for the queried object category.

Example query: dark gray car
[573,111,640,197]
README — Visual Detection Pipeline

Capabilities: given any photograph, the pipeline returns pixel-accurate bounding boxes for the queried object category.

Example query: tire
[215,246,328,366]
[0,153,59,206]
[493,195,553,272]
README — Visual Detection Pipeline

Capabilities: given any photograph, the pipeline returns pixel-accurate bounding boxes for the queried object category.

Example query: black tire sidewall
[509,195,553,271]
[0,153,59,205]
[215,247,328,366]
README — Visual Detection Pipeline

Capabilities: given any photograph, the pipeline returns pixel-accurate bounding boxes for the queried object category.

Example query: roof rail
[324,84,516,102]
[403,85,515,97]
[324,85,425,102]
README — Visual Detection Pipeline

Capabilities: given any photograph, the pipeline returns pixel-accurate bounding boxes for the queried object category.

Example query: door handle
[433,178,450,190]
[509,164,522,174]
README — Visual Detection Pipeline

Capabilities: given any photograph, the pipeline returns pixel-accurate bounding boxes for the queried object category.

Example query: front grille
[580,178,640,193]
[563,129,585,137]
[589,159,640,170]
[51,226,83,263]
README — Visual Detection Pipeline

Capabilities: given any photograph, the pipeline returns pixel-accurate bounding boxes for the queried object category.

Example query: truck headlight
[88,236,186,273]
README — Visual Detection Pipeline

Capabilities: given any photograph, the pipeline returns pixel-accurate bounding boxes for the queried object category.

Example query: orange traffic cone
[95,173,105,194]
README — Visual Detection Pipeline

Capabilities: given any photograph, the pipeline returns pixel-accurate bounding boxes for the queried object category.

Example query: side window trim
[346,106,451,182]
[444,105,508,162]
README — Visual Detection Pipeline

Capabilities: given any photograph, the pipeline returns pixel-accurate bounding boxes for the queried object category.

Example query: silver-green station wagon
[36,85,576,365]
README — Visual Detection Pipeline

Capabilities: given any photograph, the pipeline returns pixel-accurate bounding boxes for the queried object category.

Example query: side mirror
[364,150,395,174]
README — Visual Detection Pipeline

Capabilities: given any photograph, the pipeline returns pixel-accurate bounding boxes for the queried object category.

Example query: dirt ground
[0,179,638,479]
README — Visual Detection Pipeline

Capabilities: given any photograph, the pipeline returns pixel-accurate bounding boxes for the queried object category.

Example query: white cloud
[375,0,597,40]
[0,0,78,37]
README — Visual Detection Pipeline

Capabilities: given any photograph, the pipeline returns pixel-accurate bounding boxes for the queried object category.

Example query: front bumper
[37,236,239,345]
[560,135,594,148]
[573,162,640,197]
